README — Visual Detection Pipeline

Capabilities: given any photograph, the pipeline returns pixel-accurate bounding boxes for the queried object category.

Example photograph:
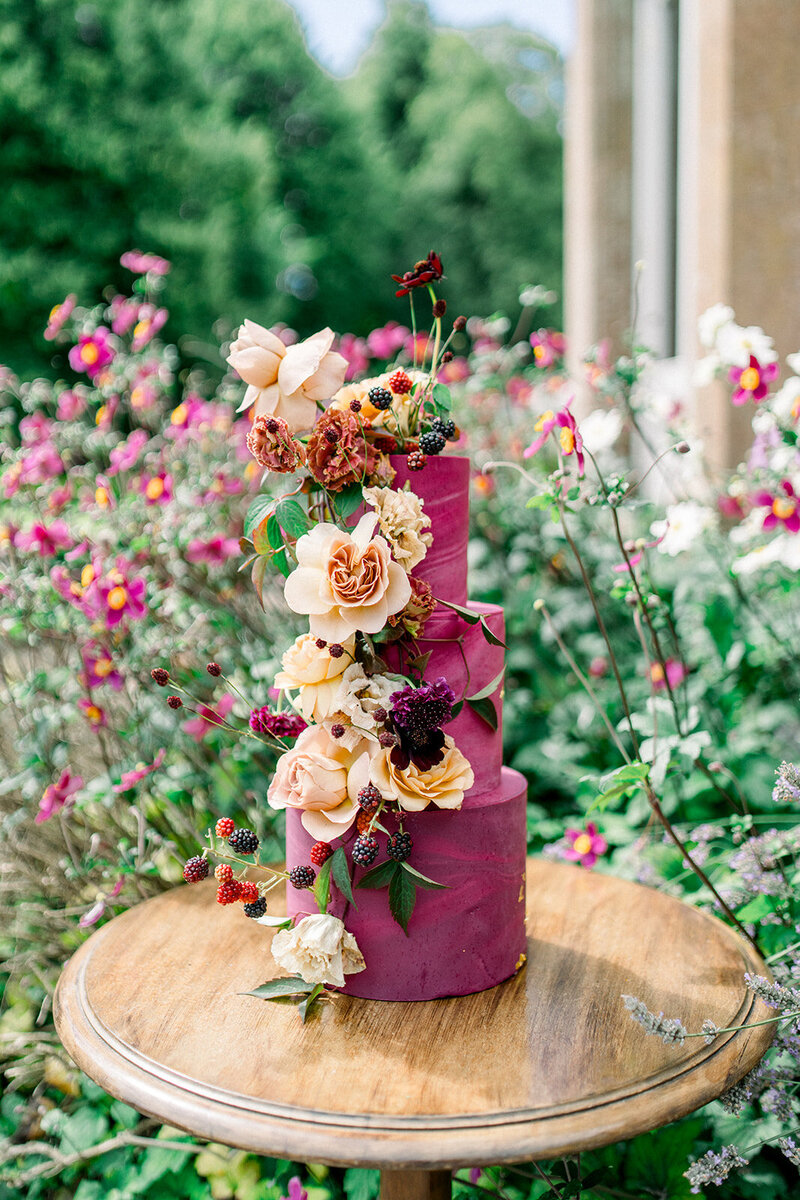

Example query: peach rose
[274,632,356,724]
[370,734,474,812]
[268,724,374,840]
[228,322,347,434]
[284,513,411,641]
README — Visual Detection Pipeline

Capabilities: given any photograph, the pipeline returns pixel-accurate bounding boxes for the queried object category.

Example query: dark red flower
[391,252,444,297]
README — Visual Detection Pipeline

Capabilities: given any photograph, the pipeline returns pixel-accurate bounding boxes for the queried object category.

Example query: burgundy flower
[246,414,306,473]
[306,408,378,492]
[249,706,307,738]
[391,251,444,297]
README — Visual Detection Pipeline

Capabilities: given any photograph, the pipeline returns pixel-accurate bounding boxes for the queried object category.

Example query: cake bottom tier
[284,766,528,1001]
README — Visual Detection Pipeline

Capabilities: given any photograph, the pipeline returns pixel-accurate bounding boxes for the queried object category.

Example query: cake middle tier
[385,600,505,799]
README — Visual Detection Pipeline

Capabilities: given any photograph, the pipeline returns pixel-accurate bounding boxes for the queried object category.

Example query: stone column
[564,0,634,388]
[675,0,800,470]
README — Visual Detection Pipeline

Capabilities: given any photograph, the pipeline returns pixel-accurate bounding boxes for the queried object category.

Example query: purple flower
[249,707,307,738]
[338,332,370,380]
[753,481,800,533]
[131,305,168,351]
[185,536,241,565]
[56,388,88,420]
[390,678,456,736]
[120,249,172,276]
[773,762,800,804]
[182,694,235,742]
[36,770,83,823]
[81,641,124,691]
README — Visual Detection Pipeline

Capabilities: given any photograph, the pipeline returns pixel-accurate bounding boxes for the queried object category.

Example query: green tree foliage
[0,0,562,377]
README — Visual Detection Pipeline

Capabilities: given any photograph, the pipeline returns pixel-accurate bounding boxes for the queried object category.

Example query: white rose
[270,914,366,988]
[332,664,396,732]
[229,324,347,433]
[363,484,433,572]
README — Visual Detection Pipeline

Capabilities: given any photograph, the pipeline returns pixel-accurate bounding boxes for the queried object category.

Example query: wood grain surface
[54,860,774,1169]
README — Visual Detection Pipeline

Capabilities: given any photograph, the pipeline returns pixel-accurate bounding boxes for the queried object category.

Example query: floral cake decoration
[159,254,498,1015]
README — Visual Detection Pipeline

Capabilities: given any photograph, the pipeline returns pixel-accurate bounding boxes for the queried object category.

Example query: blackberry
[289,865,316,889]
[358,783,382,812]
[228,827,259,855]
[432,417,457,441]
[419,430,446,455]
[387,832,413,862]
[239,881,259,904]
[215,863,233,883]
[352,835,379,867]
[183,855,209,883]
[216,880,241,905]
[243,896,268,919]
[310,841,333,866]
[368,386,393,411]
[407,451,427,472]
[356,810,373,835]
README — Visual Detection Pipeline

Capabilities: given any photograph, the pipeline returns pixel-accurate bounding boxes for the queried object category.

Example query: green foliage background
[0,0,562,378]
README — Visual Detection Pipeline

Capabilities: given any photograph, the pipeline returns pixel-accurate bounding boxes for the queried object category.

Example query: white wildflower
[698,303,735,349]
[716,322,777,368]
[651,502,715,556]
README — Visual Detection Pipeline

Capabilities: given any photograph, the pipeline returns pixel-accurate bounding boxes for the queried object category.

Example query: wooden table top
[54,859,773,1170]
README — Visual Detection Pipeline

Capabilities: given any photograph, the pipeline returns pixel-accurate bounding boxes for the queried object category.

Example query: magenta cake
[285,455,528,1000]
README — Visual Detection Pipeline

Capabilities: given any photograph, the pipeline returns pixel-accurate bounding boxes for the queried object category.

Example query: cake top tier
[389,454,470,609]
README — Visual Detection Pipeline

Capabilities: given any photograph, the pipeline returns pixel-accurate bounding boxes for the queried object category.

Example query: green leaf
[479,616,506,647]
[334,484,364,518]
[467,695,499,731]
[357,859,399,889]
[466,667,505,702]
[313,856,332,913]
[58,1108,109,1153]
[273,548,291,578]
[431,382,452,413]
[401,862,447,889]
[331,846,356,907]
[388,863,417,935]
[251,556,269,609]
[450,699,463,719]
[298,982,326,1023]
[342,1168,381,1200]
[252,519,272,556]
[242,976,315,999]
[567,485,581,501]
[244,495,273,538]
[434,597,481,624]
[736,894,776,923]
[276,497,309,538]
[526,493,553,510]
[266,513,283,550]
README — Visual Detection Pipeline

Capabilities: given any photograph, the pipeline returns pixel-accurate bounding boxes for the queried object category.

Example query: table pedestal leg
[380,1168,452,1199]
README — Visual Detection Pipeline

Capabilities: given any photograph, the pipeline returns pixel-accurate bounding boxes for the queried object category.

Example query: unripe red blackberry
[215,817,235,838]
[167,695,183,709]
[387,831,413,862]
[358,783,382,812]
[289,865,316,889]
[352,835,379,867]
[407,450,427,472]
[244,896,267,919]
[238,881,259,904]
[368,386,393,411]
[151,667,169,686]
[228,827,259,855]
[310,841,333,866]
[356,810,373,834]
[216,880,242,905]
[183,855,209,882]
[214,863,233,883]
[389,369,413,394]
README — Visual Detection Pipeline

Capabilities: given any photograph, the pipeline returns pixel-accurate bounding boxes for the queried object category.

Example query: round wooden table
[54,860,773,1199]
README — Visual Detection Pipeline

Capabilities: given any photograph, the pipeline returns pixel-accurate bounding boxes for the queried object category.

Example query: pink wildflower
[139,472,173,505]
[530,329,566,368]
[564,822,608,869]
[185,536,241,565]
[79,878,124,928]
[19,412,53,444]
[729,354,779,406]
[523,408,558,457]
[204,472,244,502]
[92,474,114,511]
[107,429,149,476]
[17,520,73,557]
[131,305,168,351]
[81,642,124,690]
[47,480,73,514]
[68,327,115,378]
[56,388,88,421]
[182,694,235,742]
[524,402,584,475]
[96,563,147,627]
[36,770,83,824]
[367,321,409,359]
[120,249,172,276]
[437,356,470,383]
[404,331,431,362]
[338,333,370,380]
[18,441,65,487]
[44,294,77,341]
[753,481,800,533]
[280,1179,308,1200]
[110,296,142,335]
[78,697,108,730]
[650,658,689,691]
[113,749,166,793]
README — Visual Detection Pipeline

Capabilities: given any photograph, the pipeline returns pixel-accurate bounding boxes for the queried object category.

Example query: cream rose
[274,632,355,723]
[270,914,365,987]
[228,322,347,433]
[363,484,433,571]
[332,664,396,733]
[284,513,411,641]
[267,724,374,839]
[371,734,474,812]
